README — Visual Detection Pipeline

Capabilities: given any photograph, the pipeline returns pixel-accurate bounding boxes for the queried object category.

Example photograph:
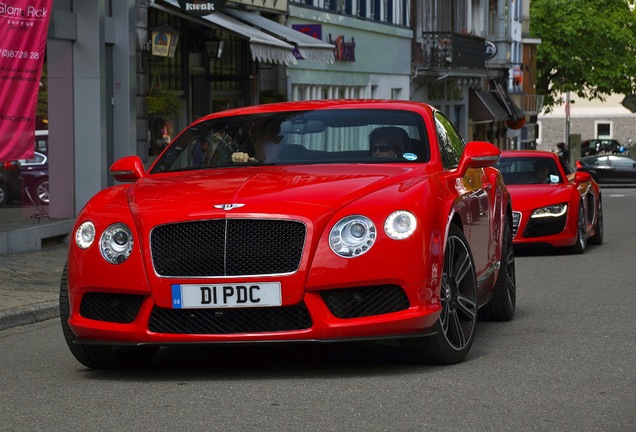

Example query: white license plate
[171,283,281,309]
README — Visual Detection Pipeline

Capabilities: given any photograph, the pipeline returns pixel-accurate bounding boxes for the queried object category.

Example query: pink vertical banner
[0,0,52,162]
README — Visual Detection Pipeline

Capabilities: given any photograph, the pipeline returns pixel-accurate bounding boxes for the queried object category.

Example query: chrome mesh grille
[512,211,521,238]
[151,219,306,277]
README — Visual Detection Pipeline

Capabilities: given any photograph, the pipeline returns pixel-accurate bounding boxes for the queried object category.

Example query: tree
[37,66,48,129]
[530,0,636,110]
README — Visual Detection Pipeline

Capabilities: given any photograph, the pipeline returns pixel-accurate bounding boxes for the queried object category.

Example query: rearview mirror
[457,141,501,176]
[110,156,146,182]
[574,171,592,183]
[280,119,325,134]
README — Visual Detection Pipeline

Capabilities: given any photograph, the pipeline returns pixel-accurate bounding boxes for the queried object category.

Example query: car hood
[127,164,421,224]
[507,184,572,211]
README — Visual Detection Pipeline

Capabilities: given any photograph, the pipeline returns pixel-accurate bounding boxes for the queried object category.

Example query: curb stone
[0,301,59,331]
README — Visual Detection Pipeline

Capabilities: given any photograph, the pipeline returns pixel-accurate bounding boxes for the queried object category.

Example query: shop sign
[291,24,322,60]
[151,25,180,58]
[329,34,355,62]
[0,0,52,162]
[228,0,287,13]
[177,0,224,16]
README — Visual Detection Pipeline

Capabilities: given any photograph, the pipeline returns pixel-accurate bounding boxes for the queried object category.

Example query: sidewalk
[0,243,69,330]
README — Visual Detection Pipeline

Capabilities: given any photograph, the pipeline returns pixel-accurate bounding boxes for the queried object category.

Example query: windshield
[150,109,429,174]
[496,157,563,185]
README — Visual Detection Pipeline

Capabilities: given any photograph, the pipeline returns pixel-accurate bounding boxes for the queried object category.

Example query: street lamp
[204,38,224,59]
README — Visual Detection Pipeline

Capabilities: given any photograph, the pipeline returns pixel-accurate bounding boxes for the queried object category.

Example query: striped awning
[156,0,334,65]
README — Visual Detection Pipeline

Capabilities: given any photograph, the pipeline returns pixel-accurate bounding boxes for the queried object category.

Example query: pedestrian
[555,142,569,161]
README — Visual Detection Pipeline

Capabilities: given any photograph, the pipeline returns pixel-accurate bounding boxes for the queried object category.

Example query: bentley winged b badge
[214,204,245,211]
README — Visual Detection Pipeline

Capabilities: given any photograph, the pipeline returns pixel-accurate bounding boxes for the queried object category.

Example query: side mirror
[110,156,146,182]
[574,171,592,183]
[457,141,501,176]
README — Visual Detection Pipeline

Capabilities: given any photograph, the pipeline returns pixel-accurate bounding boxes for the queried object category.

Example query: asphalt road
[1,188,635,432]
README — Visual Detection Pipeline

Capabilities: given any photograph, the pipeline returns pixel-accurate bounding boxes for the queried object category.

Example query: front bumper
[67,283,441,345]
[512,210,577,247]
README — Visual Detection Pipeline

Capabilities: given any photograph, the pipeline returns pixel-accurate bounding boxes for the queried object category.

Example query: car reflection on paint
[19,151,49,205]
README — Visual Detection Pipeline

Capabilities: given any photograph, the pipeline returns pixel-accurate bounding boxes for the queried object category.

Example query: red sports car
[60,100,516,369]
[496,150,603,253]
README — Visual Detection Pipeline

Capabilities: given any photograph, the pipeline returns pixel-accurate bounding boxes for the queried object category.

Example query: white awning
[471,91,509,122]
[222,8,335,64]
[157,0,298,65]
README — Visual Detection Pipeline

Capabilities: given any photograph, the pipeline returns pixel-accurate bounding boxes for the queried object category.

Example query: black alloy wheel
[588,196,603,246]
[59,264,158,369]
[401,225,478,365]
[479,214,516,321]
[571,202,587,254]
[0,183,8,207]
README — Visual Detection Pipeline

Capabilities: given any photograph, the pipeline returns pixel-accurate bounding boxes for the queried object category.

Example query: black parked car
[580,139,623,156]
[576,154,636,184]
[19,151,49,204]
[0,160,21,207]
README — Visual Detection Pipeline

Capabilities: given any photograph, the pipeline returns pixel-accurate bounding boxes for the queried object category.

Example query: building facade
[1,0,543,254]
[537,93,636,154]
[410,0,539,152]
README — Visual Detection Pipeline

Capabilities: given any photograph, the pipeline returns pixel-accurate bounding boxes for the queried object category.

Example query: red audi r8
[60,100,516,369]
[496,150,603,253]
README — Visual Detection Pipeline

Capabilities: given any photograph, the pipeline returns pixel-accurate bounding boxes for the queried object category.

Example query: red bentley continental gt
[61,100,516,368]
[496,150,603,253]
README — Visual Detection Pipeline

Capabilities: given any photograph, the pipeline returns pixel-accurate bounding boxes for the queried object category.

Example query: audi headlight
[531,203,567,218]
[385,210,417,240]
[75,221,96,249]
[100,223,134,264]
[329,215,376,257]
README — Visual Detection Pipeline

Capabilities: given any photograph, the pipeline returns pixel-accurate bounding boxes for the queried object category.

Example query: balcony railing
[509,93,545,115]
[421,32,486,70]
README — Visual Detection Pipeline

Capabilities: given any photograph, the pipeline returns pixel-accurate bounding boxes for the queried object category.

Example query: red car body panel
[498,150,601,248]
[65,100,511,346]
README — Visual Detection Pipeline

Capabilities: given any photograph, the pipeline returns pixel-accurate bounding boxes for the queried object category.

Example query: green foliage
[37,67,48,127]
[530,0,636,110]
[146,87,181,117]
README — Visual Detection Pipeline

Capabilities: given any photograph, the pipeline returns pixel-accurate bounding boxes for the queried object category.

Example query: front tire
[588,196,603,246]
[401,225,478,365]
[59,264,158,369]
[570,202,587,254]
[33,178,50,204]
[0,182,8,207]
[479,214,516,321]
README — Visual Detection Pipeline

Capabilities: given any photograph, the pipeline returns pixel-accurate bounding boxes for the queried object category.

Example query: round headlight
[385,210,417,240]
[75,221,96,249]
[329,215,376,257]
[100,223,134,264]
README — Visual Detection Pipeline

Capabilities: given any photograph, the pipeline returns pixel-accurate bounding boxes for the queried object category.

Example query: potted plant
[146,87,181,117]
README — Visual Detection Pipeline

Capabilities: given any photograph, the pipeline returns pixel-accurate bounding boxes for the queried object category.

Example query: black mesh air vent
[320,285,410,319]
[80,292,145,323]
[148,303,312,334]
[512,211,521,238]
[151,219,306,277]
[523,215,567,238]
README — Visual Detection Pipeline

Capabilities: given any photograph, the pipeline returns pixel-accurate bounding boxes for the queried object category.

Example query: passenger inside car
[368,126,409,157]
[530,160,554,184]
[231,118,284,163]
